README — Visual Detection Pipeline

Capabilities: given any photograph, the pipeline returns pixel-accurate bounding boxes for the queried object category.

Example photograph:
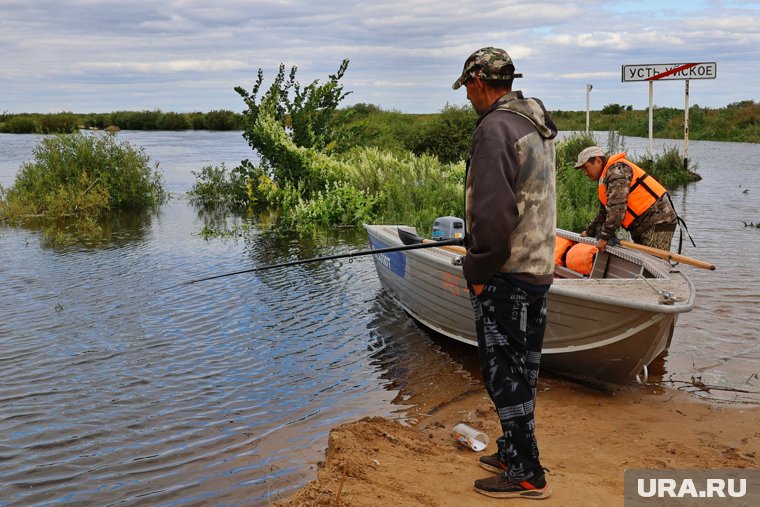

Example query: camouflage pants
[470,274,547,480]
[633,223,676,251]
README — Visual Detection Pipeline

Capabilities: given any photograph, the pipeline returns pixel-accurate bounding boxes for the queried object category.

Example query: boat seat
[591,251,646,279]
[590,252,610,279]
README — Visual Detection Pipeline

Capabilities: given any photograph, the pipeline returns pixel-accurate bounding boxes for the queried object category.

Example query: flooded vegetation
[0,132,165,247]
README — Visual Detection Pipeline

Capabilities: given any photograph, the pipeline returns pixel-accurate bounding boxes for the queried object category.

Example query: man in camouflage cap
[455,46,555,500]
[452,46,523,90]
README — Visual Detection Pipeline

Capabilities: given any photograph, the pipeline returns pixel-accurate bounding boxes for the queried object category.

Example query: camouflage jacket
[463,91,557,286]
[584,162,677,241]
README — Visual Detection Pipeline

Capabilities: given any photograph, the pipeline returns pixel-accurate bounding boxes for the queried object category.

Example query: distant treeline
[0,109,243,134]
[324,100,759,159]
[2,100,757,143]
[552,100,759,143]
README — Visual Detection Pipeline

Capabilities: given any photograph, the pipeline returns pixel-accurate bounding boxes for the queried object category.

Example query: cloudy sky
[2,0,758,114]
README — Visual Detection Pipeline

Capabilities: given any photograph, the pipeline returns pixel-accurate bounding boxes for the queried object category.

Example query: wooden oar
[617,240,716,270]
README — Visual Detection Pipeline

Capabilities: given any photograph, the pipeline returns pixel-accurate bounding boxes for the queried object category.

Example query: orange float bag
[555,237,576,266]
[565,243,597,275]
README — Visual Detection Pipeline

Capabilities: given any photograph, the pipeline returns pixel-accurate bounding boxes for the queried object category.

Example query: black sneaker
[478,452,508,474]
[473,472,552,499]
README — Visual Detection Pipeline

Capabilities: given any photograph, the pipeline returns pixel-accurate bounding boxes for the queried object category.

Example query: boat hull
[364,225,694,385]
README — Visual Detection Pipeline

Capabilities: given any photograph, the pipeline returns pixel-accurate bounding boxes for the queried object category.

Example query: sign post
[684,79,690,171]
[621,62,716,165]
[648,81,654,159]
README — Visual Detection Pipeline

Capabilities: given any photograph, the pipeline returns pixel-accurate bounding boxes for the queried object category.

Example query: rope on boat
[634,274,687,305]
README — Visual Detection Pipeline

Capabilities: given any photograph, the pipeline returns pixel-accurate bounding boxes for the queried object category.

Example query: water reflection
[6,205,157,250]
[0,200,411,506]
[365,292,482,422]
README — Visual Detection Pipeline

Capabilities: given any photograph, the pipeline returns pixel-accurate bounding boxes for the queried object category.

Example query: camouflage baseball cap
[452,47,523,90]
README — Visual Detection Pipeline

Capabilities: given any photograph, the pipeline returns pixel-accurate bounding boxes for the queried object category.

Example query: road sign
[621,62,717,82]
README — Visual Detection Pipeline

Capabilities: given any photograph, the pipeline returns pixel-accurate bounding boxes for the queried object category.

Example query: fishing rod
[159,237,464,292]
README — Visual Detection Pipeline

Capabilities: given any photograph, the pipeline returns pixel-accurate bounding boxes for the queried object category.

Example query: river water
[1,131,758,506]
[597,134,760,401]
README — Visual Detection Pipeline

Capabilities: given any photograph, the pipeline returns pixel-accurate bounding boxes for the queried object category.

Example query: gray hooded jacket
[463,90,557,286]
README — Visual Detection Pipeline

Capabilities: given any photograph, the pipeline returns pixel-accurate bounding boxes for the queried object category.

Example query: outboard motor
[432,216,464,241]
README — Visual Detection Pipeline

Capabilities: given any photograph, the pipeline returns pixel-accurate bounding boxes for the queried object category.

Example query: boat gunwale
[363,224,695,315]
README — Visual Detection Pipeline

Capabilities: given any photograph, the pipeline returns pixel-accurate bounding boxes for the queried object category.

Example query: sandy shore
[274,376,759,506]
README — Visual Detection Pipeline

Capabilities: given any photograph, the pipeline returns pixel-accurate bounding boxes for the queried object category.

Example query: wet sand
[274,377,759,506]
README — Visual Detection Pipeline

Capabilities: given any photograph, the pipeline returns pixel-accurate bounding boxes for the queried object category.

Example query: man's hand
[580,231,588,237]
[596,239,607,252]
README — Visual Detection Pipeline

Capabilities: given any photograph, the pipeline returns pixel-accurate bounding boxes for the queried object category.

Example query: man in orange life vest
[575,146,677,252]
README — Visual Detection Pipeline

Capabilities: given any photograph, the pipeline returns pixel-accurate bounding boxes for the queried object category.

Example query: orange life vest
[565,243,597,275]
[554,236,575,266]
[598,153,667,229]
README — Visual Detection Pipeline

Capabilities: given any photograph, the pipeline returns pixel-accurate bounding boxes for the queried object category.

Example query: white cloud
[555,71,620,79]
[78,60,252,73]
[1,0,758,113]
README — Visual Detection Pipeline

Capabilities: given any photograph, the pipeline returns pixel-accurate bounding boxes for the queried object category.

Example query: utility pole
[684,79,690,171]
[585,84,593,134]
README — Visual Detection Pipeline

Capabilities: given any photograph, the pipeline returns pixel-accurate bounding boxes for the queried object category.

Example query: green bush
[554,132,599,231]
[652,107,680,132]
[408,104,477,163]
[108,110,163,130]
[601,103,625,115]
[556,164,598,232]
[633,146,701,188]
[157,112,191,130]
[556,131,596,169]
[38,112,78,134]
[1,115,38,133]
[188,163,250,208]
[187,104,697,234]
[332,107,427,154]
[341,147,464,233]
[279,180,379,228]
[234,61,352,196]
[1,132,165,221]
[204,110,242,130]
[186,65,718,234]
